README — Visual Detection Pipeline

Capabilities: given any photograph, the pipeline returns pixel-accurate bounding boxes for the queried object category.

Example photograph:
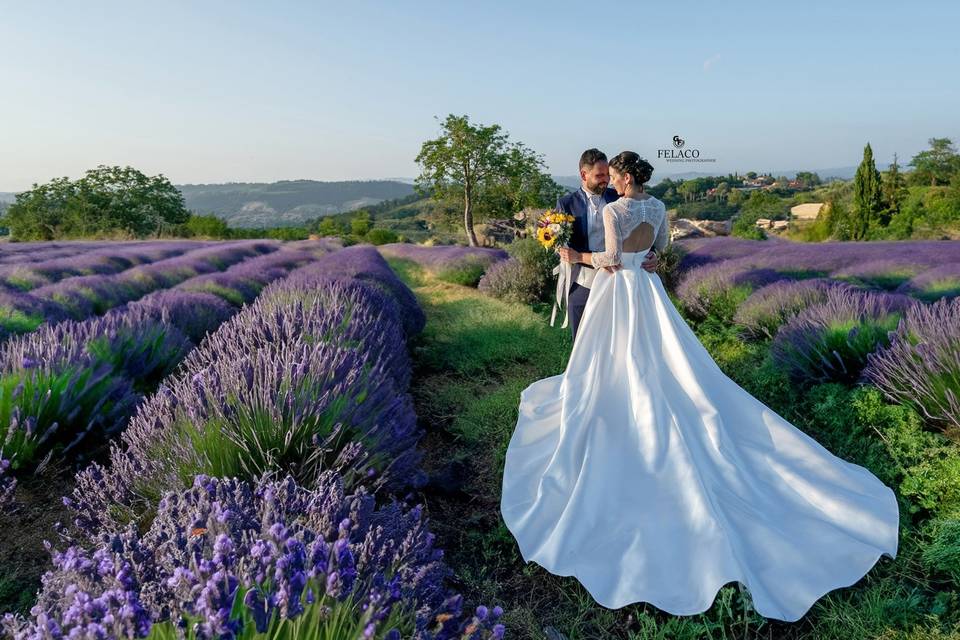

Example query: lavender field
[2,234,960,639]
[0,239,505,640]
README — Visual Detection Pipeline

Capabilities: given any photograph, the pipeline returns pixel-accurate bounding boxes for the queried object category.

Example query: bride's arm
[580,205,621,269]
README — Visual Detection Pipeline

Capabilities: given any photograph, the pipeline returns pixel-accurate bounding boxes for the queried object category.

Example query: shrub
[478,237,557,304]
[733,278,854,340]
[863,296,960,433]
[366,228,399,245]
[10,473,505,640]
[676,258,789,321]
[771,287,914,384]
[67,271,425,537]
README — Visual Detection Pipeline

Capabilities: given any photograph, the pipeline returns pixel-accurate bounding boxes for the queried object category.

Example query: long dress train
[499,201,899,622]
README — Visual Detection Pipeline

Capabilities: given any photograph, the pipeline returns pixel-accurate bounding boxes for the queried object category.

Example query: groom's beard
[584,181,608,194]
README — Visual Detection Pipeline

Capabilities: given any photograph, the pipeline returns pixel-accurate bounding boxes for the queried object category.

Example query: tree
[415,114,556,246]
[909,137,960,187]
[851,143,884,240]
[185,213,230,238]
[350,210,371,237]
[4,165,189,240]
[881,153,908,223]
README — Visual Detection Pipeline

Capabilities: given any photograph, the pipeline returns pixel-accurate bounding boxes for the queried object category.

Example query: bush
[366,228,399,245]
[771,287,913,384]
[863,296,960,433]
[478,237,557,304]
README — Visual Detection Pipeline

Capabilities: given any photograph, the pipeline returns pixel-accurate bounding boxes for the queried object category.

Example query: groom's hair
[579,148,607,169]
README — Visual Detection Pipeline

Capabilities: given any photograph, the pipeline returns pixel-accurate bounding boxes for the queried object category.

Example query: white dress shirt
[581,187,607,252]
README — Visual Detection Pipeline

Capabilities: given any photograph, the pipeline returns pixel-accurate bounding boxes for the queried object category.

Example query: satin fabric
[500,251,899,621]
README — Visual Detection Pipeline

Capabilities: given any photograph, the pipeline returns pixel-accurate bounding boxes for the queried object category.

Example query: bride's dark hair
[609,151,654,186]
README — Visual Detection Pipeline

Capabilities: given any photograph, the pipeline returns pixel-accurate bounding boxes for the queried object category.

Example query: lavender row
[67,246,427,539]
[377,243,508,270]
[0,240,167,265]
[26,246,505,638]
[29,241,278,318]
[0,241,213,290]
[7,473,505,640]
[0,242,338,478]
[0,242,278,341]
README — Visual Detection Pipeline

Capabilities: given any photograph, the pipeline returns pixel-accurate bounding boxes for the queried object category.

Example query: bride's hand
[604,264,622,273]
[558,247,581,264]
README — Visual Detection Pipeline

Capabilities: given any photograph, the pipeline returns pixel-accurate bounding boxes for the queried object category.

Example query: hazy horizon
[1,1,957,192]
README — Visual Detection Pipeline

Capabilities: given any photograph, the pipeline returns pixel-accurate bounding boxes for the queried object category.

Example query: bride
[499,151,900,622]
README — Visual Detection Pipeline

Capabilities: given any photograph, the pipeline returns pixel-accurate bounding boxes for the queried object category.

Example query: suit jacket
[555,186,621,288]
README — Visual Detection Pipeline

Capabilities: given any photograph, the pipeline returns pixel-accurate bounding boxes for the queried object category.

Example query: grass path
[385,257,814,640]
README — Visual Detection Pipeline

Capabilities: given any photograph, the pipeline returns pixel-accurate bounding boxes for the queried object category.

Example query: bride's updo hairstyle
[609,151,654,186]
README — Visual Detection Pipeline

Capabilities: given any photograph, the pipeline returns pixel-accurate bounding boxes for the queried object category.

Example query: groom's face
[580,161,610,194]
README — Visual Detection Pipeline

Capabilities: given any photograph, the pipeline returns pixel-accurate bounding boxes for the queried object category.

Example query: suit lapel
[576,189,589,240]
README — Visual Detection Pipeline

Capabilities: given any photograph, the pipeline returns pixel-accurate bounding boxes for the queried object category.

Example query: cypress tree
[852,142,884,239]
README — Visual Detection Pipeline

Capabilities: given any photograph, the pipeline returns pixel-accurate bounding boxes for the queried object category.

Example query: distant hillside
[0,192,17,204]
[177,179,416,227]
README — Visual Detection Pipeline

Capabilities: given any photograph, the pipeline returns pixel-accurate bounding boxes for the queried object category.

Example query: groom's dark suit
[555,186,621,341]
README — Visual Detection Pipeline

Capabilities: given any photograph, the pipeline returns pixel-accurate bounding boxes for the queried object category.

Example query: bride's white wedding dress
[500,194,899,622]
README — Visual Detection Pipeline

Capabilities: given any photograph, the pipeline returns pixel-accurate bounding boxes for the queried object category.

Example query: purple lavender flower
[896,263,960,302]
[863,296,960,432]
[771,287,915,384]
[67,264,426,539]
[17,474,505,640]
[733,278,859,340]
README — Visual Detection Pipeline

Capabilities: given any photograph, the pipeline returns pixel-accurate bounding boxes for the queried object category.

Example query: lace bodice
[589,195,669,269]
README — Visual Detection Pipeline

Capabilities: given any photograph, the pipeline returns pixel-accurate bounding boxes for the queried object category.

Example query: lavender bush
[378,244,508,287]
[9,473,504,640]
[863,296,960,433]
[0,242,208,291]
[0,310,192,471]
[0,291,70,342]
[113,291,236,345]
[68,267,425,537]
[771,287,915,384]
[676,258,792,321]
[175,248,318,307]
[307,246,425,338]
[31,242,278,319]
[733,278,857,340]
[897,263,960,302]
[830,258,929,291]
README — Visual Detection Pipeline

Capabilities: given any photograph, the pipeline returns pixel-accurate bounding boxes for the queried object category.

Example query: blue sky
[1,0,958,190]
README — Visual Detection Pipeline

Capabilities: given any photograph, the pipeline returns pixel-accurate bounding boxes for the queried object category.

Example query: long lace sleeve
[653,203,670,252]
[590,204,622,269]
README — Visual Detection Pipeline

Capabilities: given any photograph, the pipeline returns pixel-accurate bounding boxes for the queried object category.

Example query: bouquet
[536,209,576,329]
[536,209,576,251]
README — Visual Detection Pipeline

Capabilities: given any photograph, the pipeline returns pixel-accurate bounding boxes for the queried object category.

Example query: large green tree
[415,114,560,246]
[4,165,190,240]
[909,137,960,187]
[851,143,883,239]
[881,152,908,222]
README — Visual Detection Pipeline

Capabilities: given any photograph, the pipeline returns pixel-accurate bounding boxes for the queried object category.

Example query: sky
[1,0,958,191]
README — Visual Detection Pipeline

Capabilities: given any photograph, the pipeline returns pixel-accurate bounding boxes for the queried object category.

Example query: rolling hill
[177,179,416,227]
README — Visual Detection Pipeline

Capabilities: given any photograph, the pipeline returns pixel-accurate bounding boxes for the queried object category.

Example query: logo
[658,135,716,163]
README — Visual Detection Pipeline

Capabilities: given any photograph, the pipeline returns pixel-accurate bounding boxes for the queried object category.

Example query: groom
[554,148,659,341]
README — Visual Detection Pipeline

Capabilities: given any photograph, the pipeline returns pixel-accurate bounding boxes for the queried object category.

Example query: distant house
[790,203,824,220]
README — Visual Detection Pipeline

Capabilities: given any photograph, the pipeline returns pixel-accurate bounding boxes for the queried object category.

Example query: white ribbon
[550,259,573,328]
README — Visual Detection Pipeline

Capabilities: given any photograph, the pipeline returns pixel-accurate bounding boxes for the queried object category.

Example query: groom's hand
[558,247,581,264]
[641,250,659,273]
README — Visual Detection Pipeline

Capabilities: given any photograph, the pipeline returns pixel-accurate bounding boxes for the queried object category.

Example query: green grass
[386,253,960,640]
[0,309,43,335]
